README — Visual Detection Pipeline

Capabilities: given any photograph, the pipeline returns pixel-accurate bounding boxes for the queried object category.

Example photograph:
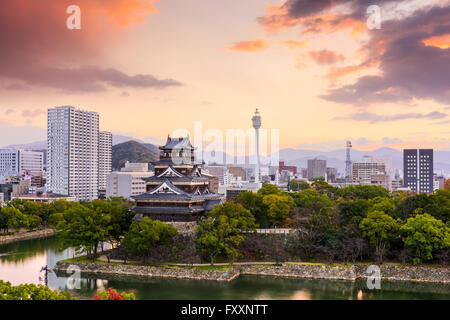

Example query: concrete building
[47,106,110,201]
[0,149,19,179]
[205,165,226,185]
[19,150,44,175]
[433,174,446,191]
[278,161,297,175]
[352,162,386,182]
[403,149,433,193]
[326,167,338,183]
[352,162,390,190]
[307,158,327,180]
[98,131,113,195]
[227,164,247,181]
[0,149,43,180]
[12,192,76,203]
[106,162,154,199]
[0,179,30,201]
[301,168,308,179]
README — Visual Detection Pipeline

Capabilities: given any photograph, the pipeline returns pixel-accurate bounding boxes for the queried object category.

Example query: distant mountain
[112,135,145,146]
[3,138,450,173]
[6,141,47,150]
[278,148,450,173]
[112,140,159,170]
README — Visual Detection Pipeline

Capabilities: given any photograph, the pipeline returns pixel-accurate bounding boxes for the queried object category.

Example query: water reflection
[1,237,450,300]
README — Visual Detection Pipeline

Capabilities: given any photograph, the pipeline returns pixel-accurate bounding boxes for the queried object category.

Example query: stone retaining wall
[55,262,240,282]
[0,229,55,245]
[54,261,449,284]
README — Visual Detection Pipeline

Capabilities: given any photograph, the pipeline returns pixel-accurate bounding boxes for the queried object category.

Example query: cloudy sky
[0,0,449,151]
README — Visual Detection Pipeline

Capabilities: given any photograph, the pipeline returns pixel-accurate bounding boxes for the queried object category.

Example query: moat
[1,237,449,300]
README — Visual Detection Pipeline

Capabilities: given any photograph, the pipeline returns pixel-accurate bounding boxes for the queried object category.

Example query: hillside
[112,140,159,170]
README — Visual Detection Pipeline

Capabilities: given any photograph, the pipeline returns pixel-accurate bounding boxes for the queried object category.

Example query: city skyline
[0,0,449,151]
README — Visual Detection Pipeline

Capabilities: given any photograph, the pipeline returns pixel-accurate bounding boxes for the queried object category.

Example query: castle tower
[132,135,222,222]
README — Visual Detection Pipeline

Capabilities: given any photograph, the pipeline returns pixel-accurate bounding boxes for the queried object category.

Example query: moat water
[1,236,449,300]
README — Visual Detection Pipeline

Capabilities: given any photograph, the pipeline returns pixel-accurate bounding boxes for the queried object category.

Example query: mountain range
[4,136,450,173]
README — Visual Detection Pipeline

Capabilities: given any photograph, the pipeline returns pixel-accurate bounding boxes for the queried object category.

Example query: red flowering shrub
[94,287,135,300]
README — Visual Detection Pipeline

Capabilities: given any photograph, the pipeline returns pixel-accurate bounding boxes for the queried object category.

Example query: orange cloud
[259,4,367,38]
[309,50,345,65]
[229,40,270,52]
[280,40,307,50]
[423,34,450,49]
[326,60,380,81]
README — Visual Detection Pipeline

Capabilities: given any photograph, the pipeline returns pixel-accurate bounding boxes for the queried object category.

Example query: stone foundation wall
[55,262,240,282]
[0,229,55,245]
[54,261,449,284]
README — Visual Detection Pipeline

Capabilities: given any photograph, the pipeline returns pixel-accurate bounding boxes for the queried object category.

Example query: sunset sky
[0,0,449,151]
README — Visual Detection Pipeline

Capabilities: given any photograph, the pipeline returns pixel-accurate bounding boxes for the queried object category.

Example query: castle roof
[159,135,196,150]
[132,179,221,201]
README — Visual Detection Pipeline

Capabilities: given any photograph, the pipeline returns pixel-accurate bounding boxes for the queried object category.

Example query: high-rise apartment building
[307,158,327,180]
[352,162,390,190]
[403,149,434,193]
[98,131,113,193]
[47,106,110,201]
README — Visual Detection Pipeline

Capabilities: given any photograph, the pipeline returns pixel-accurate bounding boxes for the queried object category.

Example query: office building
[352,162,390,190]
[403,149,433,193]
[307,158,327,180]
[0,149,43,179]
[106,162,154,199]
[326,167,338,183]
[279,161,297,175]
[227,164,247,181]
[205,165,226,185]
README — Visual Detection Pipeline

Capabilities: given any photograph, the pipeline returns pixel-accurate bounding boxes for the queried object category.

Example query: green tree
[123,217,178,263]
[195,202,256,264]
[56,203,111,260]
[257,184,282,196]
[368,197,396,217]
[338,199,369,224]
[288,179,310,192]
[0,207,16,233]
[0,280,75,300]
[262,194,295,227]
[290,189,334,213]
[401,213,450,264]
[234,191,268,227]
[87,198,134,248]
[26,215,42,231]
[48,212,64,228]
[336,185,390,200]
[359,210,400,263]
[5,207,29,231]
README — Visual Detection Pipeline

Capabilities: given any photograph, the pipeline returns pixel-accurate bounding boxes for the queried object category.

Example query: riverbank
[54,260,450,284]
[0,229,55,245]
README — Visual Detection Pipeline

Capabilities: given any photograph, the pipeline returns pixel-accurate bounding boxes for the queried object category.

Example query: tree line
[1,183,448,265]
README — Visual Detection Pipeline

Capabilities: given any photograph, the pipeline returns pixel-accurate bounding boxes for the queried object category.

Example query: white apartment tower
[47,106,110,201]
[98,131,113,192]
